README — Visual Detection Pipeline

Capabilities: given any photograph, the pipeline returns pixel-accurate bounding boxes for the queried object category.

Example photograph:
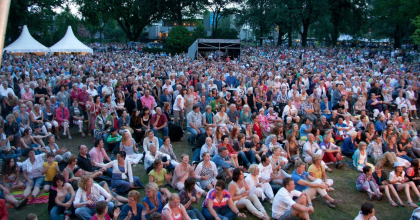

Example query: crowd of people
[0,45,418,220]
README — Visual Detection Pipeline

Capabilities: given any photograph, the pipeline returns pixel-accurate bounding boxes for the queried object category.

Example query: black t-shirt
[77,154,93,172]
[332,103,345,113]
[34,87,47,104]
[195,133,212,150]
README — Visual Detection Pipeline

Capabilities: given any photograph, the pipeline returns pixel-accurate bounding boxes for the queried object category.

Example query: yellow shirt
[43,161,58,181]
[307,164,324,179]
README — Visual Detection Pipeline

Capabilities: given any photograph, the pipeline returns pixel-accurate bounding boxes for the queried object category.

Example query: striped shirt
[203,189,231,208]
[301,102,314,114]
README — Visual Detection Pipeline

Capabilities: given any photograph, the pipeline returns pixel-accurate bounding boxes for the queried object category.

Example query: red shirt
[218,143,237,156]
[253,122,262,140]
[151,113,168,128]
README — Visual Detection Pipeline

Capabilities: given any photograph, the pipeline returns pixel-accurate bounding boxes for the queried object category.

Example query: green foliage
[412,15,420,45]
[166,26,192,52]
[74,0,167,41]
[192,24,208,40]
[6,0,64,46]
[214,28,238,39]
[103,20,126,42]
[52,6,82,43]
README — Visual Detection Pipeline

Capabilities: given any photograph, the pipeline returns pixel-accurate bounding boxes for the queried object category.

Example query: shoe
[377,194,383,201]
[411,117,414,120]
[417,117,419,119]
[389,201,398,207]
[335,162,343,169]
[15,197,28,209]
[68,136,72,139]
[325,201,336,208]
[81,133,86,138]
[331,199,342,204]
[408,201,418,208]
[398,202,405,207]
[367,191,375,201]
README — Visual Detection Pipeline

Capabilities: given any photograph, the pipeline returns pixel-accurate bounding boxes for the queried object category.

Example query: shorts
[278,209,297,220]
[44,181,52,186]
[25,176,45,188]
[391,184,401,192]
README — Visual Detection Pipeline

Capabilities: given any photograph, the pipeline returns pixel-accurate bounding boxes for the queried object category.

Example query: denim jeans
[0,149,21,161]
[202,206,237,220]
[237,151,251,167]
[75,201,114,220]
[192,148,201,162]
[50,193,74,220]
[22,144,42,157]
[187,207,206,220]
[152,126,168,137]
[399,154,413,163]
[187,127,205,144]
[99,133,110,150]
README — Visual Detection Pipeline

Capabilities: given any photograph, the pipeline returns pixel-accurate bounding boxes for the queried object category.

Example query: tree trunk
[288,30,292,48]
[394,25,402,49]
[277,28,285,46]
[177,8,183,26]
[301,19,310,47]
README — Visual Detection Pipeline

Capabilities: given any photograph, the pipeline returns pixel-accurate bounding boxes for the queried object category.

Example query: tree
[192,24,208,40]
[6,0,64,46]
[208,0,242,38]
[217,28,238,39]
[165,0,208,26]
[373,0,420,48]
[52,5,82,43]
[412,15,420,45]
[166,26,192,52]
[103,20,125,42]
[75,0,168,41]
[292,0,328,46]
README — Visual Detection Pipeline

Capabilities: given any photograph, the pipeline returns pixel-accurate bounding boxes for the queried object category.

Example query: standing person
[202,180,246,220]
[271,177,313,220]
[73,175,115,220]
[354,203,377,220]
[90,96,103,134]
[173,88,186,128]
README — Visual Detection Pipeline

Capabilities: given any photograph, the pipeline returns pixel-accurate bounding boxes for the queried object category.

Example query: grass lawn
[6,127,417,220]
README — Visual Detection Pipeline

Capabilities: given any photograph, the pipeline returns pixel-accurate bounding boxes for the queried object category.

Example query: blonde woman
[245,164,274,203]
[119,131,142,164]
[73,175,114,219]
[142,183,164,219]
[214,105,230,133]
[162,193,191,220]
[30,104,48,134]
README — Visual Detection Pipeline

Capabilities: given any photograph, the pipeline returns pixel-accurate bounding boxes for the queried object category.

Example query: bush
[166,26,192,52]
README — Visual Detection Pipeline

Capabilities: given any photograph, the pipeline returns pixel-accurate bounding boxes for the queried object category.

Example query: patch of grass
[7,127,416,219]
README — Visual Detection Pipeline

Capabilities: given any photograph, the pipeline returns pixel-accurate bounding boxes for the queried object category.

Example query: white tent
[49,26,93,54]
[3,25,50,54]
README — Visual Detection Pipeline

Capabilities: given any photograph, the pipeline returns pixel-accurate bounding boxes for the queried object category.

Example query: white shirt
[389,171,405,184]
[144,151,171,170]
[173,95,184,111]
[73,183,111,206]
[354,211,377,220]
[272,187,302,219]
[257,163,273,181]
[0,86,14,97]
[22,153,46,179]
[87,88,98,97]
[303,141,321,158]
[162,84,173,94]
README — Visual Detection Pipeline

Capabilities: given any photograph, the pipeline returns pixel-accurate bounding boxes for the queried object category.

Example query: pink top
[55,107,70,123]
[140,95,155,110]
[90,213,111,220]
[258,114,270,131]
[22,92,33,101]
[89,147,109,163]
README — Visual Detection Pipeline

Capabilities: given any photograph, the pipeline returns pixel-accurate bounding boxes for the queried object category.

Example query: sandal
[408,201,418,208]
[325,201,336,208]
[389,201,398,207]
[367,191,375,201]
[398,202,405,207]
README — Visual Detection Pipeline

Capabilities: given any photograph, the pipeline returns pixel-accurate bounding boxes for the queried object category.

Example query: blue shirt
[300,123,311,137]
[375,120,386,133]
[211,154,231,169]
[225,75,238,87]
[342,137,356,153]
[292,170,309,192]
[120,203,144,220]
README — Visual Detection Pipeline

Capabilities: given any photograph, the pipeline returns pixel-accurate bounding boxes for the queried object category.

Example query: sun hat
[393,162,404,167]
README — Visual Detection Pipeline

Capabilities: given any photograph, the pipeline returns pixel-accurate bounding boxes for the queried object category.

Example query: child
[107,127,122,158]
[41,153,60,191]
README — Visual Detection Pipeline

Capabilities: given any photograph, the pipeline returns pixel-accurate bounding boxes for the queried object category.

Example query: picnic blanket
[6,189,49,208]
